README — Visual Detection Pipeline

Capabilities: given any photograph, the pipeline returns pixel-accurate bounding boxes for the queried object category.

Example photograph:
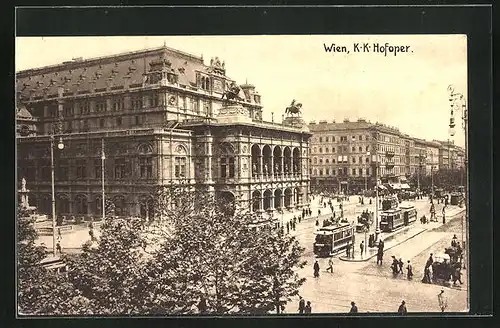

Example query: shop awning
[400,183,411,189]
[377,185,386,190]
[390,184,400,189]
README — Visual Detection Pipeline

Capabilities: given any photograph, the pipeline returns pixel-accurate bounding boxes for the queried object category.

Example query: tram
[400,205,417,226]
[313,222,354,257]
[379,208,404,232]
[381,196,399,211]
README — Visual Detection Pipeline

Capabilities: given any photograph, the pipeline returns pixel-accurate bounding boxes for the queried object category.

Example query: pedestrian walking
[406,260,414,280]
[56,241,62,254]
[286,225,289,234]
[391,256,399,276]
[442,206,446,224]
[438,290,447,312]
[397,300,407,315]
[298,215,302,224]
[398,258,404,274]
[360,241,364,257]
[452,266,463,285]
[376,248,384,265]
[57,227,62,240]
[346,242,351,258]
[318,209,321,217]
[197,295,207,314]
[349,301,358,313]
[425,253,434,269]
[298,296,306,314]
[326,257,334,273]
[313,260,320,278]
[89,227,95,241]
[305,301,312,314]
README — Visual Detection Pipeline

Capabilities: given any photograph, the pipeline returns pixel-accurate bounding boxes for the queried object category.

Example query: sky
[15,35,467,147]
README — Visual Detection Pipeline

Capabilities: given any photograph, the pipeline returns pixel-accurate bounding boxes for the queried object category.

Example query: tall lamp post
[101,138,106,220]
[367,151,380,239]
[447,84,468,265]
[50,135,64,257]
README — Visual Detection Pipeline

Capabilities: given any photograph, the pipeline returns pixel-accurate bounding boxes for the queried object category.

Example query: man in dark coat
[197,295,207,314]
[425,253,434,269]
[397,300,408,314]
[298,296,306,314]
[313,260,320,278]
[391,256,399,275]
[349,302,358,313]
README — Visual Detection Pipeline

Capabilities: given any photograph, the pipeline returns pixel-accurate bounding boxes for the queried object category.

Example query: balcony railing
[385,150,395,156]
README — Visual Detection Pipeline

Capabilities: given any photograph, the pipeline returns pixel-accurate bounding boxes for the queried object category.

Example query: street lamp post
[367,151,380,239]
[50,135,64,257]
[447,84,468,270]
[101,138,106,221]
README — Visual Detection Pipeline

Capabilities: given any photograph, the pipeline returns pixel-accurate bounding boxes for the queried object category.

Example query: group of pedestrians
[297,296,312,314]
[391,256,414,280]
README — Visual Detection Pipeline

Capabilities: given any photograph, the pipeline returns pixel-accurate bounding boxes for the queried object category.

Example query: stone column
[206,133,213,183]
[270,154,274,177]
[280,193,285,211]
[259,154,263,180]
[259,195,264,212]
[280,155,284,179]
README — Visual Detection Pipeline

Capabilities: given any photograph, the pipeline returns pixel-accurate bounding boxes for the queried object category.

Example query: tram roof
[381,208,401,214]
[316,222,352,232]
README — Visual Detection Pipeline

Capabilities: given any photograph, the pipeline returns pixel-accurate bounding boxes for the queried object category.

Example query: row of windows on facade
[313,135,370,143]
[311,166,407,177]
[312,145,370,154]
[21,157,187,181]
[34,195,129,217]
[311,167,371,176]
[47,115,147,133]
[43,93,210,118]
[312,134,416,152]
[311,156,403,165]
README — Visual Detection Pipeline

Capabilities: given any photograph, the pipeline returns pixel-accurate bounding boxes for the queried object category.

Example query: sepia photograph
[15,34,469,316]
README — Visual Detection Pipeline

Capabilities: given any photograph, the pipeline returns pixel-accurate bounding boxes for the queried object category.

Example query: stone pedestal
[216,105,252,124]
[283,116,309,131]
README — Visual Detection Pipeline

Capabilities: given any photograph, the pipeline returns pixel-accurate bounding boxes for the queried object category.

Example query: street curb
[338,228,428,262]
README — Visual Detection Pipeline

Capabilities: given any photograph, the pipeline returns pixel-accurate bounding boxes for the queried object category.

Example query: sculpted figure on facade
[285,99,303,116]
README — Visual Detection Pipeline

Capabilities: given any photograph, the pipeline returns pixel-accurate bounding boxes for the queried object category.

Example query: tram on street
[379,208,404,232]
[381,196,399,211]
[400,205,417,226]
[313,222,354,257]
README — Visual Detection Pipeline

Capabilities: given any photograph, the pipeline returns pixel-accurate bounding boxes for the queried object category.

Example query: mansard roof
[16,46,217,100]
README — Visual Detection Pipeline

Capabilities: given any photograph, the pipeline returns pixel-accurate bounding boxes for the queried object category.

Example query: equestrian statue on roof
[285,99,303,117]
[221,81,244,102]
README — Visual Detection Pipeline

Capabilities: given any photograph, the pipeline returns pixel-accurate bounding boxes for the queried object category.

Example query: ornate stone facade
[16,45,311,218]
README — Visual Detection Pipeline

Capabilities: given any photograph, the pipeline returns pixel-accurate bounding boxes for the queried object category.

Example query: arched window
[325,147,329,153]
[325,158,329,164]
[319,147,323,153]
[319,158,323,164]
[313,157,318,164]
[219,143,235,179]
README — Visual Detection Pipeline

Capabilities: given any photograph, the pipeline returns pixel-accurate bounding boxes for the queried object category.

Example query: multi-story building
[308,118,406,193]
[16,45,311,219]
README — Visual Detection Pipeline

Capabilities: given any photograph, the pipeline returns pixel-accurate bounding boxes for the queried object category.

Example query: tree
[142,186,307,315]
[17,206,93,315]
[238,229,307,314]
[65,217,148,314]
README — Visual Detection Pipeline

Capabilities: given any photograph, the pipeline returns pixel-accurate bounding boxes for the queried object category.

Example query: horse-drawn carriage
[356,211,373,232]
[431,247,463,285]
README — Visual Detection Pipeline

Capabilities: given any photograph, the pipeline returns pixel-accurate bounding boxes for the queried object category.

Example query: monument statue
[21,177,27,192]
[285,99,303,116]
[221,81,244,102]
